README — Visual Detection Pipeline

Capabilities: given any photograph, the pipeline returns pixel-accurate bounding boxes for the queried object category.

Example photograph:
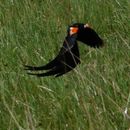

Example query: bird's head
[68,23,104,48]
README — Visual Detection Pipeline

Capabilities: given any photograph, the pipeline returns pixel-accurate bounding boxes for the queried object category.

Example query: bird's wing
[77,26,104,48]
[24,35,80,77]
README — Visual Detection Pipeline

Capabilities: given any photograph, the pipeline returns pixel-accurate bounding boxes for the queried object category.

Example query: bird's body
[24,23,103,77]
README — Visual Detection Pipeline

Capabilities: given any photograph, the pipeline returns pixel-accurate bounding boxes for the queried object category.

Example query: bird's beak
[70,27,78,36]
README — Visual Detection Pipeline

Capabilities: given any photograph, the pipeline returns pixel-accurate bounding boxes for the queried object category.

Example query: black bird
[24,23,103,77]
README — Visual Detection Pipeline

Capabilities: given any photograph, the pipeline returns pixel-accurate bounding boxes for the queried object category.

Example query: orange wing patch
[70,27,78,36]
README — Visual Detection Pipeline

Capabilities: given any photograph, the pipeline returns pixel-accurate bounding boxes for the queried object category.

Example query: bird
[24,23,104,77]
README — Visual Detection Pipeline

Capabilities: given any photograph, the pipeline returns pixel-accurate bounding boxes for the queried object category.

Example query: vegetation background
[0,0,130,129]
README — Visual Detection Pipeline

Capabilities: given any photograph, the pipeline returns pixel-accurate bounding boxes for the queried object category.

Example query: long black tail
[24,58,58,71]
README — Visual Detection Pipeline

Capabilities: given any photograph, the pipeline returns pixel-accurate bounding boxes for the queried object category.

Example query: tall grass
[0,0,130,129]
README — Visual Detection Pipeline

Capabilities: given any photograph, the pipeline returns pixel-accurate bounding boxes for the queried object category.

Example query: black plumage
[24,23,103,77]
[69,23,103,48]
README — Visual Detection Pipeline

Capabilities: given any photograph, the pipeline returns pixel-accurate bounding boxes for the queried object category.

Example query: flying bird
[24,23,103,77]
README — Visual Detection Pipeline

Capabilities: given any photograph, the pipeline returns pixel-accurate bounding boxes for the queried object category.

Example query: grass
[0,0,130,129]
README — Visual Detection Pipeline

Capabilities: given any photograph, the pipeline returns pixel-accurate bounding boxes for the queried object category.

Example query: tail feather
[26,67,63,77]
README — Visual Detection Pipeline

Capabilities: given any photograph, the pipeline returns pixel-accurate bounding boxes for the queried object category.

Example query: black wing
[70,23,104,48]
[24,35,80,77]
[78,27,104,48]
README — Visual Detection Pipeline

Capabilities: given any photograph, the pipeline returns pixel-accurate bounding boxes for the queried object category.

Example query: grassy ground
[0,0,130,129]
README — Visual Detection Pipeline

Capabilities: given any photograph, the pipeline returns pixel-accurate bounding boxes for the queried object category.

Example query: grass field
[0,0,130,129]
